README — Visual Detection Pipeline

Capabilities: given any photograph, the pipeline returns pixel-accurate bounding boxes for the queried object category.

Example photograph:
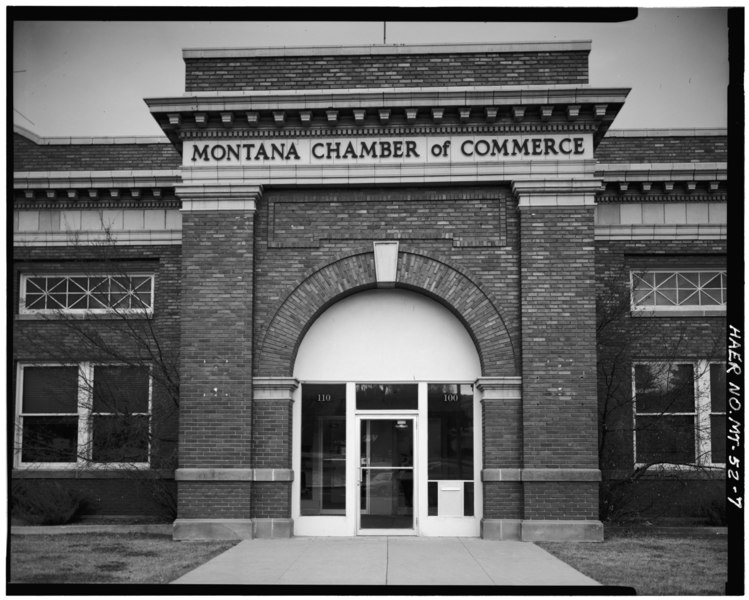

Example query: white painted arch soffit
[294,288,482,382]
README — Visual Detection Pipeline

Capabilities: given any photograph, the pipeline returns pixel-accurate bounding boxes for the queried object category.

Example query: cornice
[184,83,602,99]
[13,169,181,205]
[147,86,628,151]
[595,162,727,199]
[14,198,180,210]
[177,184,262,212]
[14,169,182,187]
[180,121,598,140]
[597,193,727,204]
[183,41,592,59]
[145,86,629,112]
[596,162,727,181]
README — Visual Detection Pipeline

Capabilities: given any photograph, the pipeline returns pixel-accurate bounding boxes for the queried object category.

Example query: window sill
[12,468,173,479]
[630,309,726,318]
[606,466,725,480]
[16,311,152,321]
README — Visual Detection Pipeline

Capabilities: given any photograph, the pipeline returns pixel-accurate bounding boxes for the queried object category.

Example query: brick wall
[178,209,255,519]
[252,483,291,518]
[254,186,521,378]
[595,239,726,522]
[13,133,180,172]
[12,478,176,518]
[12,245,181,489]
[179,211,255,469]
[482,397,522,468]
[595,135,727,164]
[185,50,589,91]
[177,481,252,519]
[596,239,727,473]
[524,482,599,520]
[269,192,502,248]
[483,482,523,519]
[252,400,293,468]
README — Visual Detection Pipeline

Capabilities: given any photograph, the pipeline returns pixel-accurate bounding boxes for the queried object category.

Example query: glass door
[357,417,415,534]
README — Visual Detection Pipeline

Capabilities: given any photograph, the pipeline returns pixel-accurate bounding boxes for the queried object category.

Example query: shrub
[698,500,727,526]
[11,481,85,525]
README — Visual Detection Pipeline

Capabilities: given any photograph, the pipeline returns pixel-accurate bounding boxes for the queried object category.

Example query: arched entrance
[292,288,482,536]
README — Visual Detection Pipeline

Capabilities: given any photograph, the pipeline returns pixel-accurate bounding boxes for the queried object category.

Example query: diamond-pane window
[631,270,726,312]
[20,274,154,315]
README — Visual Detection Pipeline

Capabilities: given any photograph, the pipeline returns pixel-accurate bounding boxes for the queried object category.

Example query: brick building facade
[12,42,727,541]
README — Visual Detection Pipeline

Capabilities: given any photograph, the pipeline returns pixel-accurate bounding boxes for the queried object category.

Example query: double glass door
[358,417,415,534]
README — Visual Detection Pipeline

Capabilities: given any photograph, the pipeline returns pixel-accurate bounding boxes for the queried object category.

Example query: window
[300,384,346,516]
[20,274,154,315]
[708,364,726,464]
[630,270,726,313]
[633,361,725,467]
[427,384,474,517]
[356,384,418,410]
[16,363,151,468]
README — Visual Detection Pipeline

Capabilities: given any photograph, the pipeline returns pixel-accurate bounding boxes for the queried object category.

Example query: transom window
[630,270,726,312]
[633,360,725,467]
[20,274,154,315]
[15,363,151,468]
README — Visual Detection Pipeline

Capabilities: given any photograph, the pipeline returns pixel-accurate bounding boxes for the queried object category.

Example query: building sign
[184,133,592,168]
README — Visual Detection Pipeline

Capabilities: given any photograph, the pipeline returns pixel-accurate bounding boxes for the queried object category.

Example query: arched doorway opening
[292,288,482,536]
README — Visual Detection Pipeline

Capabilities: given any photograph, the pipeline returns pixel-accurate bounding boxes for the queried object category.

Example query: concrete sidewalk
[171,537,600,586]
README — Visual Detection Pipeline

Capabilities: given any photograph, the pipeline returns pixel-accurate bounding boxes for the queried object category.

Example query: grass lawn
[10,530,728,591]
[538,532,728,595]
[9,533,237,584]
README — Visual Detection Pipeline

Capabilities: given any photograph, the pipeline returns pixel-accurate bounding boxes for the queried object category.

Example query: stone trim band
[482,468,602,482]
[175,468,293,482]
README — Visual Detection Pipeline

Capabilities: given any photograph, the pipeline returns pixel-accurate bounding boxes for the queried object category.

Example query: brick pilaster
[514,179,603,540]
[173,185,260,540]
[251,377,297,537]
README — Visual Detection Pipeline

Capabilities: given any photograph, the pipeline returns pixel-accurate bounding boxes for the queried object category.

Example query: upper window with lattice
[630,270,726,313]
[20,274,154,316]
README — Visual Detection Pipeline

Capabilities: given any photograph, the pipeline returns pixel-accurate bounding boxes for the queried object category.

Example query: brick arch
[256,250,518,377]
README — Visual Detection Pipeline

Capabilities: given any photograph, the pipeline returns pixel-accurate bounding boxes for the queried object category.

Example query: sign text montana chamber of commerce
[186,134,592,167]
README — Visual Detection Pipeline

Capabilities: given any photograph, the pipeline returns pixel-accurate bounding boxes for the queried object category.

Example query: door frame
[292,381,482,537]
[355,413,418,536]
